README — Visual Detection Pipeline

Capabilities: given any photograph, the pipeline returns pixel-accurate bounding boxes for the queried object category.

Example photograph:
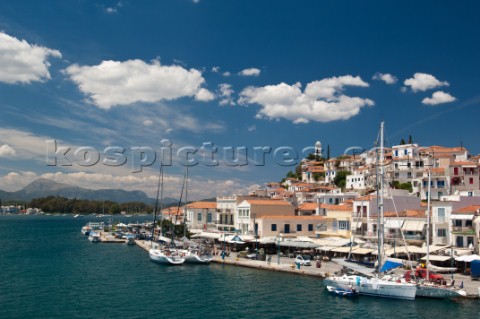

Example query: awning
[330,246,354,253]
[455,254,480,262]
[315,245,336,252]
[421,255,453,262]
[351,248,374,255]
[402,220,426,232]
[279,241,319,249]
[190,232,223,239]
[257,237,276,244]
[450,214,474,220]
[384,219,403,229]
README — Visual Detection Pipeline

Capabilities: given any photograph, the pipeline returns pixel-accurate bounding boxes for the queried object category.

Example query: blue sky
[0,0,479,200]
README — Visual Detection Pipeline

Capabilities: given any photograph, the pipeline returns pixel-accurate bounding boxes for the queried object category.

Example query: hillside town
[159,140,480,269]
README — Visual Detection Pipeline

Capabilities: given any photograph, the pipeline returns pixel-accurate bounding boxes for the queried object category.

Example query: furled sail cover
[379,258,403,273]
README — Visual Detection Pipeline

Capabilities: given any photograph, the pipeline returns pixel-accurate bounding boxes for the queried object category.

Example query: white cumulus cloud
[239,68,261,77]
[194,88,215,102]
[143,119,153,126]
[372,72,397,84]
[404,73,449,92]
[64,59,208,109]
[218,83,235,106]
[304,75,369,99]
[0,32,61,84]
[0,144,16,157]
[238,75,373,123]
[422,91,456,106]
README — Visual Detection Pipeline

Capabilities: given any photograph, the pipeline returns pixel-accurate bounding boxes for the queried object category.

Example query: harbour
[1,215,480,318]
[79,218,480,298]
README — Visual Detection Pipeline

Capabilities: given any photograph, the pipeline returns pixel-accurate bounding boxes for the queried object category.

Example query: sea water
[0,215,479,319]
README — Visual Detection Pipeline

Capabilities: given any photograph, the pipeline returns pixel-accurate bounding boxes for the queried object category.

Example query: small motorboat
[326,286,358,297]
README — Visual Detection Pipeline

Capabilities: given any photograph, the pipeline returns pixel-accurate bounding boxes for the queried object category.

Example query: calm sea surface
[0,215,479,319]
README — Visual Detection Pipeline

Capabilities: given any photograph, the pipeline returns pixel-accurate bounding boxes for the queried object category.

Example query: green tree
[334,171,351,189]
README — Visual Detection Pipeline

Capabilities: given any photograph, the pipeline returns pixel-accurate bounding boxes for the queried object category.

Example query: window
[395,150,398,157]
[437,180,445,188]
[197,212,202,221]
[271,224,277,231]
[437,229,446,237]
[466,219,473,227]
[207,213,212,223]
[438,208,445,222]
[308,224,313,231]
[469,177,474,184]
[297,224,302,232]
[404,150,408,155]
[338,221,350,230]
[467,237,474,246]
[454,167,458,175]
[454,220,462,227]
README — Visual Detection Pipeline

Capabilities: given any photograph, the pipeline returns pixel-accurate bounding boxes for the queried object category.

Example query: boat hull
[149,249,185,265]
[415,284,466,298]
[184,254,212,264]
[324,275,417,300]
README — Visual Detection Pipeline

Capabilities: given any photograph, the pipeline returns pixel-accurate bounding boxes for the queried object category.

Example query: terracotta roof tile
[186,201,217,209]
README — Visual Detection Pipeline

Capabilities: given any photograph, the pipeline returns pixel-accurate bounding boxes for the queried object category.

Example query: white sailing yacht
[411,169,466,298]
[324,121,417,300]
[148,162,185,266]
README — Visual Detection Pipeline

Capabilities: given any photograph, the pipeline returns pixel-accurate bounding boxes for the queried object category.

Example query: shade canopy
[455,254,480,262]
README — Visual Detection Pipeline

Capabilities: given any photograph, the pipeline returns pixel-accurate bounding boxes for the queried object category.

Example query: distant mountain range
[0,178,179,206]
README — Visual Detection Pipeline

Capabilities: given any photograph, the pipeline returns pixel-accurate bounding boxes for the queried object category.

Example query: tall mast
[426,169,431,280]
[378,121,385,271]
[151,161,164,248]
[183,165,188,238]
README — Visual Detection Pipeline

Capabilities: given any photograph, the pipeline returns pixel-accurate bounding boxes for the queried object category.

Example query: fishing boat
[81,225,91,235]
[88,232,101,242]
[324,122,417,300]
[125,235,136,245]
[326,285,358,297]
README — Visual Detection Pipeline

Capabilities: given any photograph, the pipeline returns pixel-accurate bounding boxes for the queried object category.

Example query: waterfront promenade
[135,240,480,298]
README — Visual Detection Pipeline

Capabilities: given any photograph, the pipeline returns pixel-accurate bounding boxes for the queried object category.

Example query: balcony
[452,226,475,235]
[213,219,234,225]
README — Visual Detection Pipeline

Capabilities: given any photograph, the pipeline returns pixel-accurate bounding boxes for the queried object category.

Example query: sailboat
[409,169,466,298]
[324,122,417,300]
[148,161,185,266]
[180,166,212,264]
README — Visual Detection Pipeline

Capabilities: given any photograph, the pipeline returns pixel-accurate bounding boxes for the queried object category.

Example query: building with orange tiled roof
[185,201,217,231]
[236,199,295,235]
[256,215,326,238]
[161,206,184,224]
